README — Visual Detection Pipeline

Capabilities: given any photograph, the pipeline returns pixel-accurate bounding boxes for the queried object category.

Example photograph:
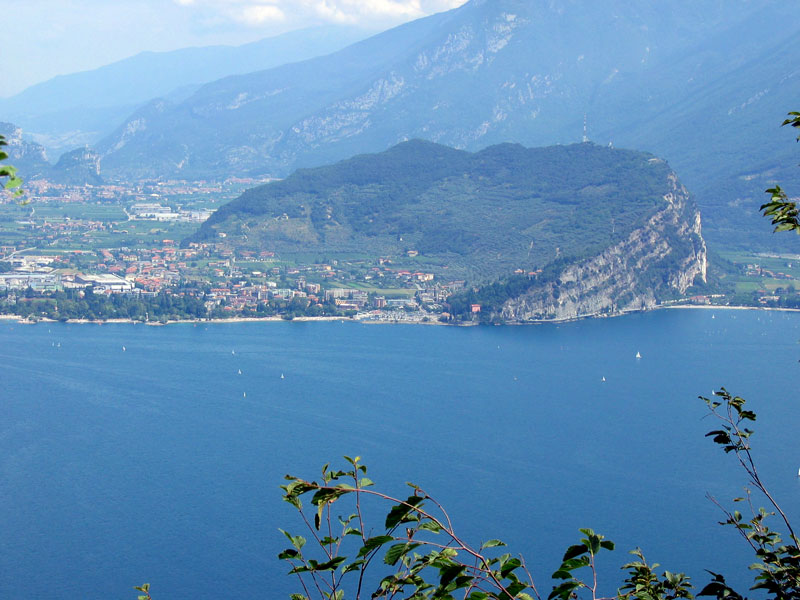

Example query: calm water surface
[2,309,799,599]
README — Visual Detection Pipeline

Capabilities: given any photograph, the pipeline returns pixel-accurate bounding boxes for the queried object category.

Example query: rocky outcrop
[0,122,51,177]
[498,172,707,322]
[52,146,103,185]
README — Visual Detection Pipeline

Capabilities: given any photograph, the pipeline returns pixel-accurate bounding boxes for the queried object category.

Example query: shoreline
[661,304,800,314]
[2,303,799,327]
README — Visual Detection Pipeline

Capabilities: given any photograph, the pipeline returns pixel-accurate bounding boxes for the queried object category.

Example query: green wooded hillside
[190,141,677,282]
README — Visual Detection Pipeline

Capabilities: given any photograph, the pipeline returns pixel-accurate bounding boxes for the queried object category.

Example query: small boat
[231,350,235,355]
[280,373,285,379]
[122,346,126,352]
[237,369,242,375]
[243,392,246,398]
[602,376,606,382]
[635,351,642,359]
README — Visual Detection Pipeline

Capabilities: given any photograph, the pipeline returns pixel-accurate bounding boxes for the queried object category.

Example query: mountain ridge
[0,25,375,156]
[95,0,799,249]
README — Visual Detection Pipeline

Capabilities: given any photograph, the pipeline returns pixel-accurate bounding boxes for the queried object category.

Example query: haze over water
[2,309,799,599]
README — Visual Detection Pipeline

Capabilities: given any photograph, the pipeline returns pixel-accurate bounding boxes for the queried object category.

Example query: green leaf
[559,557,590,571]
[551,569,573,580]
[600,540,615,551]
[358,535,394,557]
[314,556,347,571]
[439,564,467,587]
[320,536,339,545]
[505,581,527,597]
[342,559,365,574]
[385,542,421,566]
[279,529,306,550]
[500,557,522,577]
[481,539,507,550]
[587,534,600,555]
[385,495,425,529]
[561,544,587,561]
[548,580,582,600]
[420,521,442,533]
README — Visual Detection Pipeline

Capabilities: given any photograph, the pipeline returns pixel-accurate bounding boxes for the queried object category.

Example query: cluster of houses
[1,226,473,316]
[743,263,796,280]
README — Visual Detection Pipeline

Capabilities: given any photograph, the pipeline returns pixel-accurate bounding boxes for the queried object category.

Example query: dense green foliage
[0,133,24,200]
[191,141,673,282]
[1,288,206,322]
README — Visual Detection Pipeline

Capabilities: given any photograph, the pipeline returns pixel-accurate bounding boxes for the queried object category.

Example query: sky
[1,0,468,98]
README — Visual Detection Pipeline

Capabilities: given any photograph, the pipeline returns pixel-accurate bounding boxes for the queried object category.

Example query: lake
[2,308,799,599]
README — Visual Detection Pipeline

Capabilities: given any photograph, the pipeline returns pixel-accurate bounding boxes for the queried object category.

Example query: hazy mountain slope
[0,25,374,156]
[188,140,706,291]
[100,0,799,248]
[589,12,800,246]
[97,13,450,179]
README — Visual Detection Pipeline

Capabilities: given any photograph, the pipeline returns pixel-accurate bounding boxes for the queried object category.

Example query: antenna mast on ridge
[582,113,589,143]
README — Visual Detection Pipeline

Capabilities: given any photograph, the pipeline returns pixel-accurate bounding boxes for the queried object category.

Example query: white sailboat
[635,351,642,359]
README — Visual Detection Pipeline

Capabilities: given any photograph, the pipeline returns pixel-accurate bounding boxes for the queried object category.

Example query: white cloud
[174,0,468,28]
[237,3,287,25]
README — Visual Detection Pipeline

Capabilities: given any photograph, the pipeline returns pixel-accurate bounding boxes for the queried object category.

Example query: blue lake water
[2,309,800,599]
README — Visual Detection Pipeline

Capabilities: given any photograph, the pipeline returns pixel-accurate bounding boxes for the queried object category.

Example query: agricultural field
[718,250,800,294]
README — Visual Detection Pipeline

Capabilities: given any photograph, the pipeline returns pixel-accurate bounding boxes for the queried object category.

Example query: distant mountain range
[0,25,374,156]
[92,0,800,249]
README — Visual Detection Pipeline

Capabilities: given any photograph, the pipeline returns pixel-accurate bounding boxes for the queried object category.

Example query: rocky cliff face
[0,122,51,176]
[52,146,103,185]
[498,172,707,322]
